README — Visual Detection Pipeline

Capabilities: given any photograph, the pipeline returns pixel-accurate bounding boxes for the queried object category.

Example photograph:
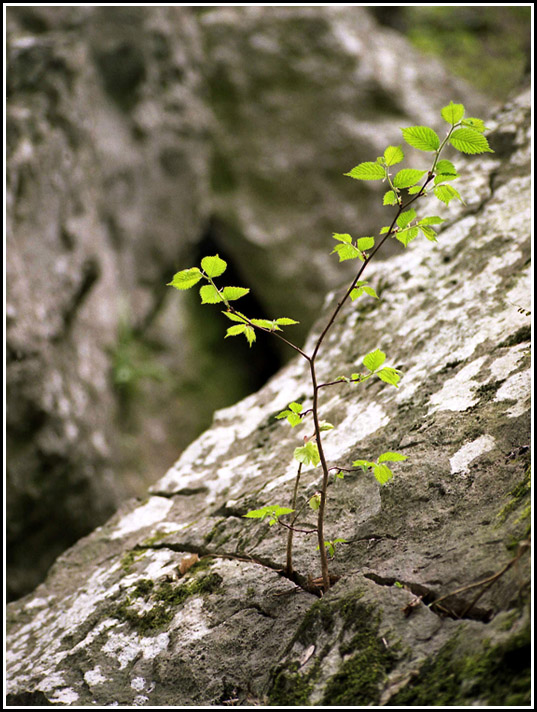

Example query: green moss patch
[391,627,531,706]
[268,591,398,706]
[320,599,398,706]
[112,572,223,635]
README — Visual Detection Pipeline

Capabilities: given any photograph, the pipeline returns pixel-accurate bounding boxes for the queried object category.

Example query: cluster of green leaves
[168,101,490,589]
[346,101,492,246]
[335,348,401,388]
[243,504,295,526]
[167,254,298,347]
[353,452,408,485]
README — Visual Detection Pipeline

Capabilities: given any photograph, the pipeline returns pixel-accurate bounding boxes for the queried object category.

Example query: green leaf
[243,505,294,525]
[441,101,465,125]
[402,126,440,152]
[397,208,416,229]
[243,326,256,346]
[200,284,224,304]
[450,128,493,154]
[420,225,438,242]
[201,255,227,278]
[309,493,321,511]
[462,117,487,133]
[223,311,248,323]
[345,161,386,180]
[167,267,202,290]
[376,367,401,387]
[363,348,386,372]
[319,421,334,432]
[393,168,427,189]
[352,459,375,470]
[434,173,457,185]
[288,402,303,414]
[362,285,379,299]
[294,442,320,467]
[332,243,363,262]
[396,227,419,247]
[225,324,247,338]
[434,184,464,205]
[250,318,281,331]
[287,412,303,427]
[380,226,391,235]
[435,159,457,176]
[407,185,423,195]
[332,232,352,243]
[357,237,375,251]
[418,216,445,226]
[383,190,397,206]
[222,286,250,301]
[383,145,404,166]
[275,317,299,326]
[378,452,408,463]
[373,463,393,485]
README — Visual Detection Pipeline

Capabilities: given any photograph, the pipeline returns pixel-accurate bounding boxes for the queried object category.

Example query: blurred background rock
[5,5,531,600]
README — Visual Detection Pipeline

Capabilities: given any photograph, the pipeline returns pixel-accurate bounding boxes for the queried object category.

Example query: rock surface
[6,89,531,706]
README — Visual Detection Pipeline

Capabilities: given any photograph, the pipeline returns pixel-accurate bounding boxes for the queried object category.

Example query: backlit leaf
[450,128,493,154]
[393,168,427,189]
[200,284,224,304]
[345,161,386,180]
[441,101,465,125]
[383,190,397,206]
[222,286,250,301]
[168,268,202,290]
[397,209,416,229]
[434,184,464,205]
[363,348,386,372]
[357,237,375,251]
[201,255,227,278]
[373,463,393,485]
[384,145,404,166]
[378,452,408,463]
[402,126,440,152]
[376,367,401,387]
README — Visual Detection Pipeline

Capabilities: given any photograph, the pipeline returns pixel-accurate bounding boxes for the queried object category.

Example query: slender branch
[224,302,311,361]
[279,520,317,535]
[307,172,436,592]
[286,462,303,575]
[309,361,332,592]
[429,540,530,617]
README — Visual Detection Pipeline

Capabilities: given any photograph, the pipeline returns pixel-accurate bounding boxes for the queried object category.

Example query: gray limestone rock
[5,89,531,706]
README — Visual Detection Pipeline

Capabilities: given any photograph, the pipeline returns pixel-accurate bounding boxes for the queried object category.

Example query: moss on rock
[391,626,531,706]
[112,571,223,635]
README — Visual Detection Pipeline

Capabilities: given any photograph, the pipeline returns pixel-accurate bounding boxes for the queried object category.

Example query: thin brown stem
[430,540,530,617]
[285,462,303,576]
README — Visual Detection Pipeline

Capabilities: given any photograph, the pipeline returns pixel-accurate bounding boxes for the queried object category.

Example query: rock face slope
[6,5,489,599]
[6,89,531,706]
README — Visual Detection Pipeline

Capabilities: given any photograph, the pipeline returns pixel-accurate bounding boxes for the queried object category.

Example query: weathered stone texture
[6,89,531,706]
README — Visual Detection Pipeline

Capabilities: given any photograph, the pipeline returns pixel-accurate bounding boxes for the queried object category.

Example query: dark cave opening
[190,220,287,395]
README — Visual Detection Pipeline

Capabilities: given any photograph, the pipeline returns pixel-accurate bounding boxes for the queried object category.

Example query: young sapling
[168,101,492,593]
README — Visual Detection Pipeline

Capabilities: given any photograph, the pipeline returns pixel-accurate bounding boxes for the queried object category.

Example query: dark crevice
[54,257,100,340]
[189,219,286,393]
[363,572,493,622]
